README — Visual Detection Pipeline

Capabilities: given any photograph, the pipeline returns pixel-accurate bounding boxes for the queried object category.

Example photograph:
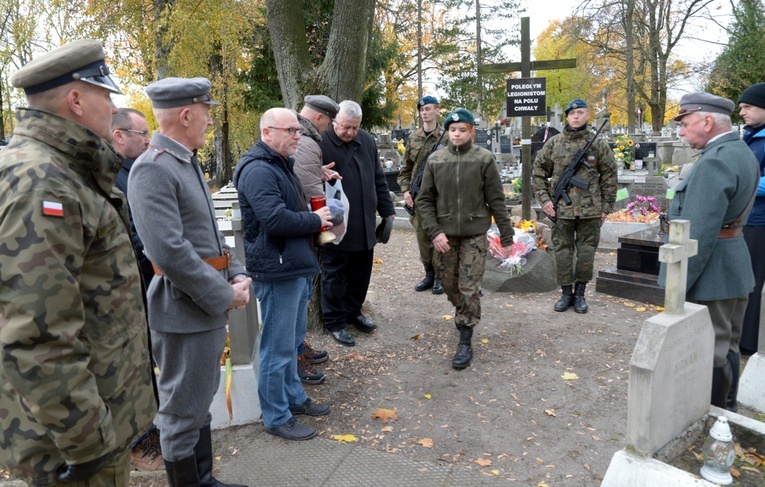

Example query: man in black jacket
[234,108,334,441]
[318,100,396,346]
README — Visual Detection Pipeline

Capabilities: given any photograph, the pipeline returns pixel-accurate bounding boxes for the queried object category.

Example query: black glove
[57,453,110,483]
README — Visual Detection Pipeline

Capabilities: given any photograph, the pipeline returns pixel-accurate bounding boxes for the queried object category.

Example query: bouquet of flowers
[626,195,661,216]
[487,224,536,275]
[614,134,634,168]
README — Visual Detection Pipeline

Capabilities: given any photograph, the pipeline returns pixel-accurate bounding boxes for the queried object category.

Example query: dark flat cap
[376,215,393,244]
[12,39,121,95]
[304,95,340,118]
[674,92,734,121]
[146,77,220,109]
[417,95,439,109]
[565,98,588,115]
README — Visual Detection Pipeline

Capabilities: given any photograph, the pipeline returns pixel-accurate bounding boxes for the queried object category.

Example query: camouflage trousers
[551,217,601,285]
[434,234,488,328]
[410,212,435,266]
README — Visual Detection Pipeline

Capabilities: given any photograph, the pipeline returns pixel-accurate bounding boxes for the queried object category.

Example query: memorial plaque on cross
[480,17,577,220]
[658,220,698,314]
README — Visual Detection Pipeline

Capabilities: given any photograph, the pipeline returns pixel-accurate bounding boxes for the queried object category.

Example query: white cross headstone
[658,220,698,314]
[602,220,717,486]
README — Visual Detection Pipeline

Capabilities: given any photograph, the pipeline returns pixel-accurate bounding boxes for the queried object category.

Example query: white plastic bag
[325,179,350,244]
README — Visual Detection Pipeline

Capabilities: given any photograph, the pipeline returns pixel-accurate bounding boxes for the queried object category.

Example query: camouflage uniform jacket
[0,109,156,484]
[397,126,442,193]
[532,124,617,219]
[417,140,514,246]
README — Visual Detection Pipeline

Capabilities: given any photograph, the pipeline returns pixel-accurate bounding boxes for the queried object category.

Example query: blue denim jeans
[253,277,311,428]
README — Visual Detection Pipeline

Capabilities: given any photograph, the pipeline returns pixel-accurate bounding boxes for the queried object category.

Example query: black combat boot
[165,454,200,487]
[432,276,444,295]
[573,282,588,314]
[452,325,473,369]
[195,425,247,487]
[554,285,574,312]
[726,350,741,413]
[415,263,435,292]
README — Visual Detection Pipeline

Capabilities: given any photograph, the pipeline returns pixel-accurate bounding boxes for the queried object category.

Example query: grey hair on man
[338,100,363,120]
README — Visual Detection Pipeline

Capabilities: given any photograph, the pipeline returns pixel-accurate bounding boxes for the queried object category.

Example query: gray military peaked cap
[146,77,221,108]
[674,92,735,121]
[12,39,121,95]
[304,95,340,118]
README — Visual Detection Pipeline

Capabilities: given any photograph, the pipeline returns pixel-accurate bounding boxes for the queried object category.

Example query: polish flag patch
[42,201,64,217]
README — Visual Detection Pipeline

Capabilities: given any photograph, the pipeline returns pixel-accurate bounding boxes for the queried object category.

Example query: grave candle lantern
[310,196,336,245]
[699,416,735,485]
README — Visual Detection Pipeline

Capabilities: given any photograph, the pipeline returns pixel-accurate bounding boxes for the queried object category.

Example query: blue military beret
[417,95,439,109]
[565,98,588,115]
[146,77,221,109]
[443,108,475,130]
[674,92,735,121]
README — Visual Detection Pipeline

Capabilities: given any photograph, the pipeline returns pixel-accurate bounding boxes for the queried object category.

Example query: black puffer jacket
[233,140,321,281]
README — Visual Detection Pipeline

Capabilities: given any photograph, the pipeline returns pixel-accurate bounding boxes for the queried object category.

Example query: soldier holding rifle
[532,98,617,314]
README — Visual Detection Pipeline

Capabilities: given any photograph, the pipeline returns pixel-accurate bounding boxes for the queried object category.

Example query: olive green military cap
[12,39,121,95]
[145,77,221,109]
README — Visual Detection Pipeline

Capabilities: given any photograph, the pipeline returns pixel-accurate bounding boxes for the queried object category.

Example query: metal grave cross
[658,220,698,314]
[480,17,576,221]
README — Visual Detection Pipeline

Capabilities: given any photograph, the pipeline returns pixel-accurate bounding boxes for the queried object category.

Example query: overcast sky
[517,0,734,95]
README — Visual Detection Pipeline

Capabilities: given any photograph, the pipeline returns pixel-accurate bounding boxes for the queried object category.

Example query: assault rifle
[548,120,608,223]
[403,131,446,216]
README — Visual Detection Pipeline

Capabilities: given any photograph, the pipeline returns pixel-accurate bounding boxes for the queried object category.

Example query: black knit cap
[738,83,765,109]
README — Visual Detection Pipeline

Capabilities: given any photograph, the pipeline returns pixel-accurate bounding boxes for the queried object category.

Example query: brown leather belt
[718,227,743,239]
[153,249,232,276]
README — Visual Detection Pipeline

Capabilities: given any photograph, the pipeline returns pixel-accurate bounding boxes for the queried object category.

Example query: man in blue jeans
[233,107,334,440]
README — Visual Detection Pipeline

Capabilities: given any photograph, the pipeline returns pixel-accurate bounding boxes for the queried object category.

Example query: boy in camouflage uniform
[398,96,445,294]
[0,40,157,485]
[417,108,514,369]
[532,98,617,313]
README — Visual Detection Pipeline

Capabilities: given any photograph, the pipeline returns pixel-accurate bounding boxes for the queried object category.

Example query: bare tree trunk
[417,0,423,102]
[318,0,376,102]
[266,0,312,109]
[153,0,173,79]
[625,0,636,133]
[475,0,483,120]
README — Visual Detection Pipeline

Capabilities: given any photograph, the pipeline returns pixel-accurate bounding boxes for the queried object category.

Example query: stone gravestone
[602,220,719,486]
[737,285,765,413]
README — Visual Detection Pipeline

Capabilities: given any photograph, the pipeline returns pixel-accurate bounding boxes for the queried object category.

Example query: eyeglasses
[268,126,301,136]
[117,128,150,137]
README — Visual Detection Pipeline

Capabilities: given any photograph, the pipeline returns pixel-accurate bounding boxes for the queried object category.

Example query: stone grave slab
[602,220,720,486]
[627,304,714,455]
[482,249,557,293]
[738,286,765,413]
[596,226,664,305]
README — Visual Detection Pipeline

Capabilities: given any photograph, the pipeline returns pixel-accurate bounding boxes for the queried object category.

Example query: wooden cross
[658,220,698,314]
[480,17,577,220]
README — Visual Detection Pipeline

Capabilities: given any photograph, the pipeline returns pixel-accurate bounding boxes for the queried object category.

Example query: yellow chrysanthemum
[627,139,634,146]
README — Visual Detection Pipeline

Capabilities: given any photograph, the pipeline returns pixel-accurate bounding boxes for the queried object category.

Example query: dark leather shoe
[328,328,355,347]
[289,398,331,417]
[350,314,377,333]
[265,417,316,441]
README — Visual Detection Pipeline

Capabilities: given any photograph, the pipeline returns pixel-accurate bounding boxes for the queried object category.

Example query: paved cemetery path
[210,227,650,487]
